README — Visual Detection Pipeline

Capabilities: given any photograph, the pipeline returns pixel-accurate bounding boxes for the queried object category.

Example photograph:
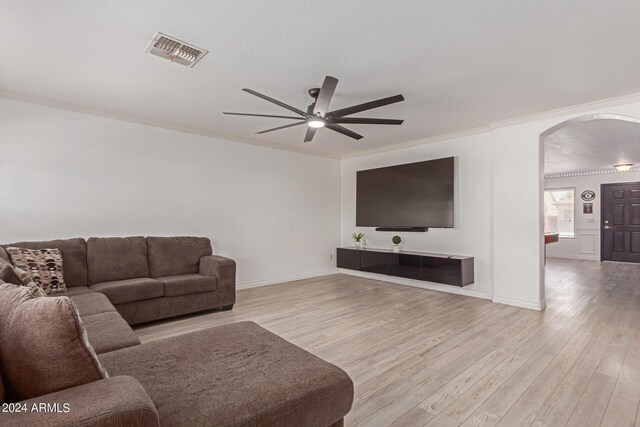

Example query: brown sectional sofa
[0,236,236,325]
[0,236,354,426]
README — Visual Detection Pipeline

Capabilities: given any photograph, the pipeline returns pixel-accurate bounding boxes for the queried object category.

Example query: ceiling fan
[223,76,404,143]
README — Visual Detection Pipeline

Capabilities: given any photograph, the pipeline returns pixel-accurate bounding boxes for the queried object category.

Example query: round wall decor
[581,190,596,201]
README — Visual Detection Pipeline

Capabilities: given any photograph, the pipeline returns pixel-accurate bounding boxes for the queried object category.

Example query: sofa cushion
[6,246,67,294]
[2,238,88,287]
[63,286,95,297]
[90,278,163,305]
[82,312,141,354]
[0,283,108,400]
[87,237,149,284]
[113,292,218,325]
[0,257,21,285]
[0,258,47,297]
[0,247,8,262]
[69,291,117,317]
[147,236,212,277]
[0,376,158,427]
[157,274,217,297]
[99,321,354,427]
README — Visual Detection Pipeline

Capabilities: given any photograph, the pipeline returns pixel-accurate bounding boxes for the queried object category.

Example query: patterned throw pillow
[13,266,48,298]
[6,247,67,294]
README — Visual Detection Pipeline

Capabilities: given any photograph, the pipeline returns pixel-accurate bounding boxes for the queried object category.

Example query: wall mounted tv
[356,157,454,231]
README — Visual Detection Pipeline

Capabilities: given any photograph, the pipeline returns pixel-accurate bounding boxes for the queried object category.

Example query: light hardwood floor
[134,259,640,427]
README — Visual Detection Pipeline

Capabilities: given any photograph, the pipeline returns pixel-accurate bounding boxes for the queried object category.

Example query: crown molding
[545,167,640,179]
[339,125,492,159]
[340,91,640,160]
[0,90,341,160]
[488,91,640,129]
[4,88,640,162]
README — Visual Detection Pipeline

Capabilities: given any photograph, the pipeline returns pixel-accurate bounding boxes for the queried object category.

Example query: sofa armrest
[0,376,158,427]
[200,255,236,307]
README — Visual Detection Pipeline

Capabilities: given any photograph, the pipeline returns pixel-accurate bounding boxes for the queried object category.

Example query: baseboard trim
[338,269,492,301]
[547,255,600,262]
[492,296,546,311]
[238,269,546,311]
[237,269,339,290]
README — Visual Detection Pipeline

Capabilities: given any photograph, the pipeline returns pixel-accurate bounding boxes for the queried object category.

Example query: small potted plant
[352,232,365,249]
[392,235,402,252]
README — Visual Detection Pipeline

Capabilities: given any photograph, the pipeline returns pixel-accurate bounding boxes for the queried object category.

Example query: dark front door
[602,182,640,262]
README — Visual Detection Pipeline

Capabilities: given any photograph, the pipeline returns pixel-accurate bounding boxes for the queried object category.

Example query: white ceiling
[544,118,640,175]
[3,1,640,158]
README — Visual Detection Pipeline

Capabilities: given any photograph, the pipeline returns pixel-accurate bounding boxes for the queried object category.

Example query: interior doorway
[539,114,640,303]
[601,181,640,262]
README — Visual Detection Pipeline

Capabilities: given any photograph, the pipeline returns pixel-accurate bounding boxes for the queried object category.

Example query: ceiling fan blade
[313,76,338,117]
[242,88,307,116]
[255,121,305,135]
[304,126,317,143]
[325,123,363,140]
[328,94,405,117]
[330,117,404,125]
[223,112,304,120]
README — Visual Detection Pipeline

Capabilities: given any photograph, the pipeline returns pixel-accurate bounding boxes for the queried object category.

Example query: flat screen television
[356,157,454,228]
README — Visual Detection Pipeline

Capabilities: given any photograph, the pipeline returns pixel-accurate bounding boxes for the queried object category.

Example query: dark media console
[375,227,428,232]
[337,247,474,287]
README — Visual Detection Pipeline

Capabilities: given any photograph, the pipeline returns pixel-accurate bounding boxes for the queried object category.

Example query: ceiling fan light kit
[223,76,405,143]
[614,163,634,171]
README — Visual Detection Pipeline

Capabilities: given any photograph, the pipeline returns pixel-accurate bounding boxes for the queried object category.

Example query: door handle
[604,225,614,230]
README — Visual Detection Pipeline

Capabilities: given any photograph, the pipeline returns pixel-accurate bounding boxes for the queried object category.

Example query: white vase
[393,245,400,253]
[354,241,362,249]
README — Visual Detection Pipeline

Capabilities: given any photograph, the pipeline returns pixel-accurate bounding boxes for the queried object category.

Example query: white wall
[0,98,341,287]
[5,95,640,310]
[340,133,494,299]
[545,171,640,261]
[340,98,640,311]
[492,100,640,309]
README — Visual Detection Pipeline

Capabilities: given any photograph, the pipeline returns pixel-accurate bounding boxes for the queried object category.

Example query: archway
[538,113,640,304]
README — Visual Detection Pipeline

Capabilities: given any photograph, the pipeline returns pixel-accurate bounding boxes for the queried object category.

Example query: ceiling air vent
[145,32,208,68]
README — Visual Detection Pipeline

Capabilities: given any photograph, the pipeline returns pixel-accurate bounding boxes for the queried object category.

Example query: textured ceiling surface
[545,118,640,175]
[2,1,640,157]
